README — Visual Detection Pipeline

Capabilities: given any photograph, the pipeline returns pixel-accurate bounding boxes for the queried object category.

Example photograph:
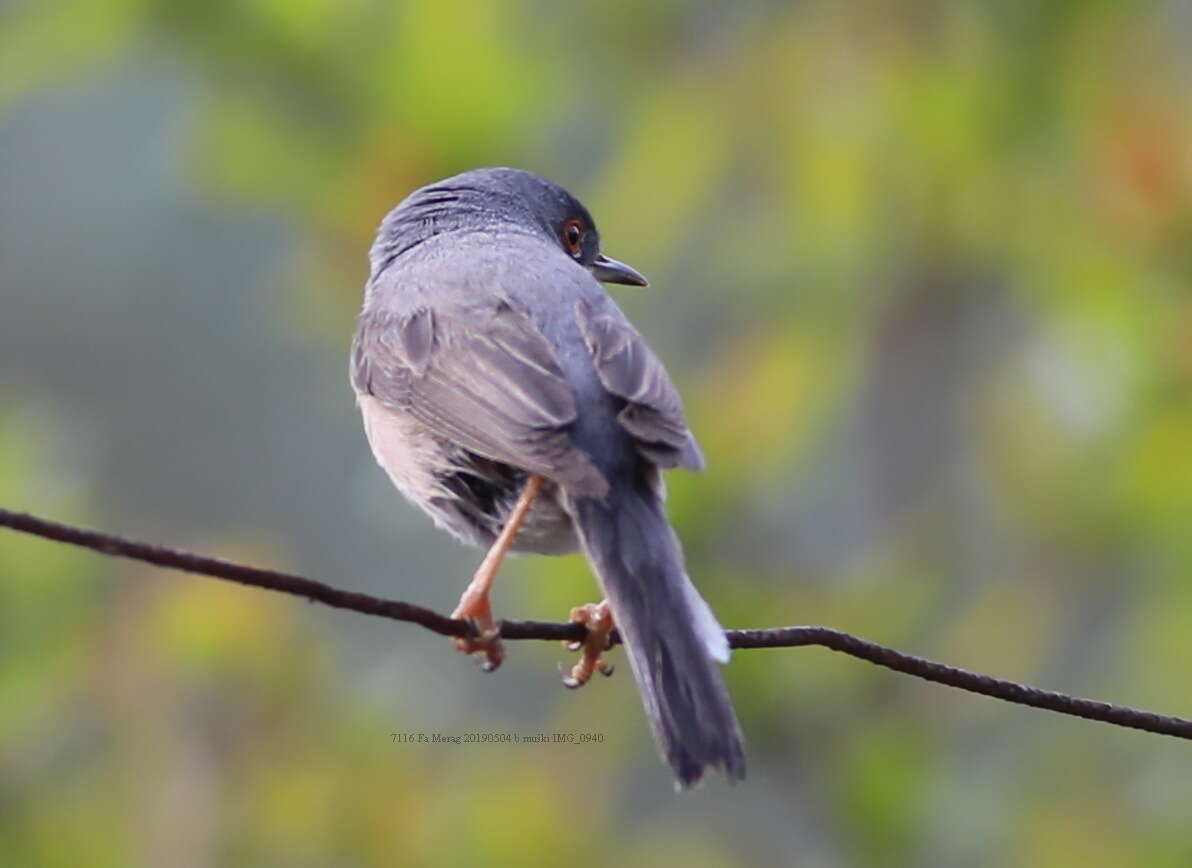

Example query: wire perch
[2,506,1189,740]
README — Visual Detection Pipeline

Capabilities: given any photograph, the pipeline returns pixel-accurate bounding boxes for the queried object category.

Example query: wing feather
[353,303,607,495]
[575,299,705,471]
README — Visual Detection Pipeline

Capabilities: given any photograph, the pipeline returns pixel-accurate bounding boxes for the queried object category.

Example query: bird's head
[370,167,648,288]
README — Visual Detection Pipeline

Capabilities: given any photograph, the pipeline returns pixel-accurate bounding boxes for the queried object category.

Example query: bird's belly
[500,491,578,555]
[358,395,578,555]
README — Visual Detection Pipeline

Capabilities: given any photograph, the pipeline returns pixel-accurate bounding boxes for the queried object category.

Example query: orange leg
[451,474,545,671]
[560,600,616,688]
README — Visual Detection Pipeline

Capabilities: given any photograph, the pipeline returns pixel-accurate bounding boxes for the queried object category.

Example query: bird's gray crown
[368,167,601,280]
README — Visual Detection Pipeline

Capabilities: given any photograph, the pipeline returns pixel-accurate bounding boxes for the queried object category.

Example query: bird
[350,167,745,788]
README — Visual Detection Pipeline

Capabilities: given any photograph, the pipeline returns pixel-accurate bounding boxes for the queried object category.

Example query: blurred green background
[3,1,1192,865]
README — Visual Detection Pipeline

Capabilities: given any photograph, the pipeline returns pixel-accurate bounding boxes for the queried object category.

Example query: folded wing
[353,301,607,496]
[575,298,705,472]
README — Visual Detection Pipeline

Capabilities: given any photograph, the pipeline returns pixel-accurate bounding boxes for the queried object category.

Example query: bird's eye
[562,219,584,257]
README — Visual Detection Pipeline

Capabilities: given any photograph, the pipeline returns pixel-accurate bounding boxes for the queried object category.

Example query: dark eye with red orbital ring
[562,219,584,257]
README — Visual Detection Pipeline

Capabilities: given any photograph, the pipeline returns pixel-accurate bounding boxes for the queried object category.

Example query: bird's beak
[590,254,649,287]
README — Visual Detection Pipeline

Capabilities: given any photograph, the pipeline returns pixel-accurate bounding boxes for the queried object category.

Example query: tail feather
[568,474,745,788]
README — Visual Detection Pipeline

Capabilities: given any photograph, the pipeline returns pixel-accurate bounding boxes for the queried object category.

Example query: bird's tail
[568,474,745,788]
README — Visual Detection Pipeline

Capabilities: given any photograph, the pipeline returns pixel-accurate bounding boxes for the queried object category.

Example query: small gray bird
[350,167,745,787]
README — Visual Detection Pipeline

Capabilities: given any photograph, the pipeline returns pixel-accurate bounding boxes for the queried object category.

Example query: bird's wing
[575,298,705,471]
[352,301,607,495]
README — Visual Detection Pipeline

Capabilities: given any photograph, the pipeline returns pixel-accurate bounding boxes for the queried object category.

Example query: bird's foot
[560,600,616,689]
[451,588,504,672]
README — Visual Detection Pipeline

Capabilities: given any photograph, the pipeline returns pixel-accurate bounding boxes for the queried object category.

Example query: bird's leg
[560,599,616,688]
[451,473,545,671]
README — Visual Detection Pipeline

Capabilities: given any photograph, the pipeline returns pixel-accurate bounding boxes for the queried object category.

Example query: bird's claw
[559,600,615,688]
[451,600,505,672]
